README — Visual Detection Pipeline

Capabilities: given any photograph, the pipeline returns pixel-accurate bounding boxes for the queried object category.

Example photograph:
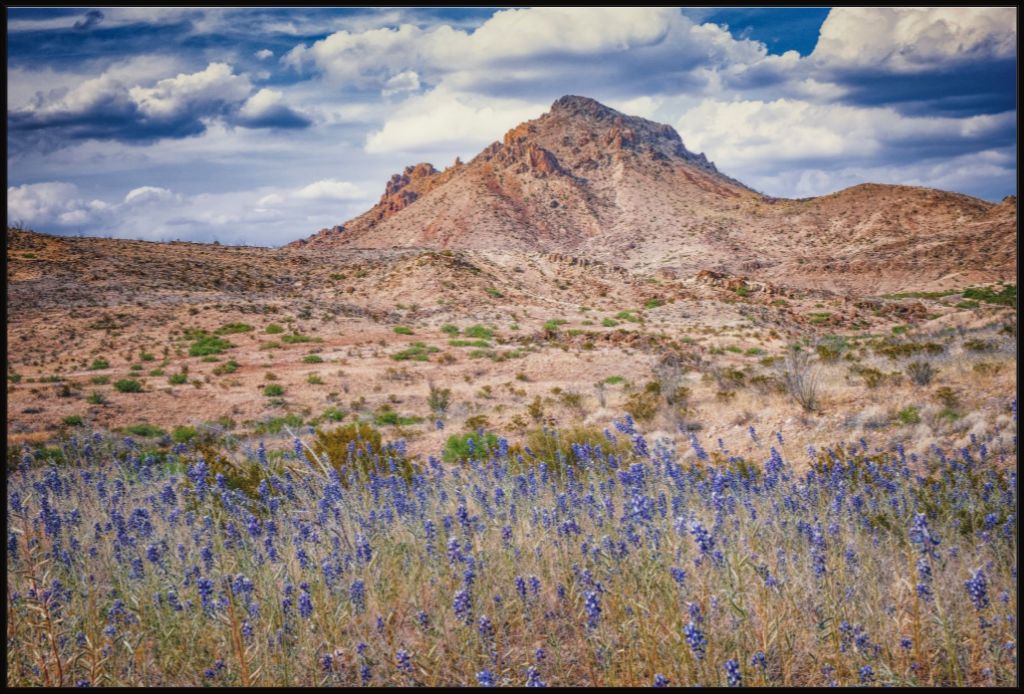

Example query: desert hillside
[291,95,1017,295]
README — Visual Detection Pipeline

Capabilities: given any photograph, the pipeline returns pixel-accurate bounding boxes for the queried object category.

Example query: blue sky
[7,7,1017,246]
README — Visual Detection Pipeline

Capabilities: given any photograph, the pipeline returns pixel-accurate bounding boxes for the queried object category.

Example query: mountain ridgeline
[289,95,1016,294]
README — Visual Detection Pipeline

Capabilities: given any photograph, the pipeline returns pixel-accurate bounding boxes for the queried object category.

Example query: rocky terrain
[5,96,1017,464]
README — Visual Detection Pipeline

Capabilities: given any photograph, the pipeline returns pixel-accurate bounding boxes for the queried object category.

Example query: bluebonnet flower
[535,648,546,663]
[525,666,546,687]
[454,589,473,624]
[671,567,686,586]
[899,637,912,650]
[320,654,333,672]
[684,622,707,660]
[477,670,496,687]
[859,665,874,684]
[751,651,767,670]
[724,659,742,687]
[653,674,669,687]
[583,591,601,629]
[298,584,313,619]
[417,610,429,629]
[395,649,413,674]
[350,579,366,613]
[965,569,989,610]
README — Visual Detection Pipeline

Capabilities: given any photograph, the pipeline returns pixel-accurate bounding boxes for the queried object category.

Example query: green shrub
[906,361,935,386]
[62,415,84,426]
[441,324,460,336]
[464,324,494,339]
[449,339,490,348]
[962,284,1015,307]
[615,311,640,323]
[212,360,239,375]
[251,414,303,435]
[302,354,324,364]
[393,326,414,335]
[149,368,165,377]
[485,287,504,298]
[265,323,285,334]
[442,431,500,462]
[263,384,284,397]
[601,318,619,327]
[644,298,664,309]
[306,422,415,485]
[123,423,166,438]
[171,425,198,443]
[114,379,142,393]
[321,407,347,422]
[140,352,156,362]
[896,405,920,425]
[189,334,233,357]
[282,333,320,344]
[86,392,107,405]
[605,375,625,385]
[307,374,324,385]
[391,342,440,361]
[216,322,254,335]
[88,358,110,370]
[168,372,188,385]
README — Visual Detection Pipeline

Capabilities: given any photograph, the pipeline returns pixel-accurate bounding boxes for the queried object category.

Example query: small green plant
[216,322,254,335]
[189,334,233,357]
[123,423,166,438]
[485,287,504,299]
[464,325,494,339]
[615,311,640,323]
[604,375,625,385]
[601,318,619,327]
[62,415,84,426]
[265,323,285,334]
[896,405,920,425]
[212,360,239,375]
[87,392,107,405]
[391,342,440,361]
[321,407,347,422]
[443,431,499,462]
[906,361,935,386]
[88,358,110,370]
[307,374,324,385]
[303,354,324,364]
[140,352,156,362]
[171,425,198,443]
[114,379,142,393]
[168,372,188,385]
[428,382,452,419]
[263,384,284,397]
[644,298,664,309]
[441,324,460,336]
[543,319,567,332]
[282,333,320,344]
[393,326,414,335]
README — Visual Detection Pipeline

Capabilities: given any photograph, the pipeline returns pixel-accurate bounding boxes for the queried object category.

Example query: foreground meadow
[6,407,1017,687]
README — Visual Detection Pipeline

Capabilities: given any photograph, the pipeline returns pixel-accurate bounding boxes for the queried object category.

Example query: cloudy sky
[6,7,1017,246]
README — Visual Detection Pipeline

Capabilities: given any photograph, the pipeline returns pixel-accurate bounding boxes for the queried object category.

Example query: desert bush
[168,372,188,385]
[624,382,661,422]
[782,348,819,412]
[393,326,414,335]
[391,342,440,361]
[123,423,166,438]
[114,379,142,393]
[263,384,284,397]
[442,431,499,462]
[306,422,415,485]
[906,361,936,386]
[88,358,110,370]
[215,323,253,335]
[189,333,233,357]
[265,323,285,334]
[427,382,452,419]
[212,360,239,375]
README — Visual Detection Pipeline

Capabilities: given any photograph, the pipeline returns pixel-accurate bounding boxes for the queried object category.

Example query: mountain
[290,95,1016,294]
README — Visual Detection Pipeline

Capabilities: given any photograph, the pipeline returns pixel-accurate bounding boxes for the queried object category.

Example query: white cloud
[124,186,176,204]
[365,88,546,154]
[294,179,364,200]
[681,99,1015,171]
[382,71,421,97]
[129,62,251,120]
[811,7,1017,72]
[255,48,274,60]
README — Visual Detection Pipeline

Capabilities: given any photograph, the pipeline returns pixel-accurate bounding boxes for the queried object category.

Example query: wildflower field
[6,410,1017,687]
